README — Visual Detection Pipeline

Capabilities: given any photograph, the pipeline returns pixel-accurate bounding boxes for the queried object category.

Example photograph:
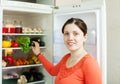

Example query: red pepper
[11,41,19,47]
[2,56,14,66]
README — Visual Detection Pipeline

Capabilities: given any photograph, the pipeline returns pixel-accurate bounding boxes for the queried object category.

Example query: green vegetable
[17,36,31,53]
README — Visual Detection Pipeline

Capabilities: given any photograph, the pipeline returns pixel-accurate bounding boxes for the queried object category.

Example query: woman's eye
[74,32,79,36]
[64,33,69,35]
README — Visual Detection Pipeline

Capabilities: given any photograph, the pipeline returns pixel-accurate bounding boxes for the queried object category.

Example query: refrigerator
[0,0,107,84]
[53,0,107,84]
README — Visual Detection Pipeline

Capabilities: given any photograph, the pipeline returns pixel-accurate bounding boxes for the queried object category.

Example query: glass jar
[3,20,15,33]
[14,20,23,33]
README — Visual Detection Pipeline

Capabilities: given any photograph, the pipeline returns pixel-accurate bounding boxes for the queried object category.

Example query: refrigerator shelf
[2,46,46,50]
[2,33,47,36]
[2,78,45,84]
[27,80,45,84]
[2,64,42,70]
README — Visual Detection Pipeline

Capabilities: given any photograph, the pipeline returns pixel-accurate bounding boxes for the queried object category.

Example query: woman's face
[63,23,87,52]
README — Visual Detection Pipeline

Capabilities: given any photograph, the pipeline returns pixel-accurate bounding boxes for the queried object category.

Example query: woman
[32,18,102,84]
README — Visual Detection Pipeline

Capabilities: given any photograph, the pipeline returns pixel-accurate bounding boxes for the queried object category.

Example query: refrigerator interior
[2,10,53,84]
[53,11,100,65]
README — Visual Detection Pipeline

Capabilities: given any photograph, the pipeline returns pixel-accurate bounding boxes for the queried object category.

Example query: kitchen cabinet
[0,0,107,84]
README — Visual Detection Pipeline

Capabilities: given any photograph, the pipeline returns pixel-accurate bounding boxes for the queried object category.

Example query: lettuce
[17,36,31,53]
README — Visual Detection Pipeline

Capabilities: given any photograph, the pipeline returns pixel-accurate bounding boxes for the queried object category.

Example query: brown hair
[62,18,87,36]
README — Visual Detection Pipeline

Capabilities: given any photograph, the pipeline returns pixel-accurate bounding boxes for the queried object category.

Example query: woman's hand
[31,41,41,56]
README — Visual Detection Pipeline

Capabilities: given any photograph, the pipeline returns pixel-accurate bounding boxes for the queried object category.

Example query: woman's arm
[32,41,63,76]
[38,54,63,76]
[83,56,102,84]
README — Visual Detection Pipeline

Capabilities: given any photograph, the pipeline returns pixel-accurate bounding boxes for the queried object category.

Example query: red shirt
[38,53,102,84]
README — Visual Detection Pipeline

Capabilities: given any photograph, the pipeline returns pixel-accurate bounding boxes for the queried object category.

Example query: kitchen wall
[106,0,120,84]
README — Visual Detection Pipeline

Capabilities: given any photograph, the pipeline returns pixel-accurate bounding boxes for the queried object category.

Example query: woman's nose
[68,34,74,40]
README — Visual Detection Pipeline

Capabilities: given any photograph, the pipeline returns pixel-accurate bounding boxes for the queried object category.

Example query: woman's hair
[62,18,87,36]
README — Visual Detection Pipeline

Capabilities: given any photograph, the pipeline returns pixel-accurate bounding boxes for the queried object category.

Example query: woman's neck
[66,48,87,68]
[70,48,87,59]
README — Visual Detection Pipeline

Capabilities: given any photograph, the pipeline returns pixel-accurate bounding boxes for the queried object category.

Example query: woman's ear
[84,34,88,42]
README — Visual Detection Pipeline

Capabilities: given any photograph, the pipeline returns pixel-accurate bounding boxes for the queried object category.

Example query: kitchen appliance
[0,0,107,84]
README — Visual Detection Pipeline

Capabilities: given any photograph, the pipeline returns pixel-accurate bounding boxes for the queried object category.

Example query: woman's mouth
[67,42,75,46]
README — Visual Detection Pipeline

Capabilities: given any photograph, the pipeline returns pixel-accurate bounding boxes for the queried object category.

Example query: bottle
[14,20,23,33]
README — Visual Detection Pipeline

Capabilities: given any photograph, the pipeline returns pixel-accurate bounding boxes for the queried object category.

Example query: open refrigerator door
[53,0,107,84]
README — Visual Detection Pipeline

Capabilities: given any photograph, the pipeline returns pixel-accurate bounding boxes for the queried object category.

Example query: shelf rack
[2,64,42,70]
[27,80,45,84]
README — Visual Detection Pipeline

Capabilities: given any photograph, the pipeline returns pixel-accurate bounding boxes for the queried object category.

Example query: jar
[2,27,8,33]
[10,27,15,33]
[4,23,15,33]
[14,20,23,33]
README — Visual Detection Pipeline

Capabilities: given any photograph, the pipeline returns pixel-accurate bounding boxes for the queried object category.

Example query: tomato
[11,41,19,47]
[14,60,20,66]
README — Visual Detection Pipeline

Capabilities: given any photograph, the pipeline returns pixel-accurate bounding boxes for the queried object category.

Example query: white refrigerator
[53,1,107,84]
[0,0,107,84]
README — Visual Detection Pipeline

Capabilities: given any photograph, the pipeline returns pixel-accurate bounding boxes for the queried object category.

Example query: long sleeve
[82,56,102,84]
[38,54,65,76]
